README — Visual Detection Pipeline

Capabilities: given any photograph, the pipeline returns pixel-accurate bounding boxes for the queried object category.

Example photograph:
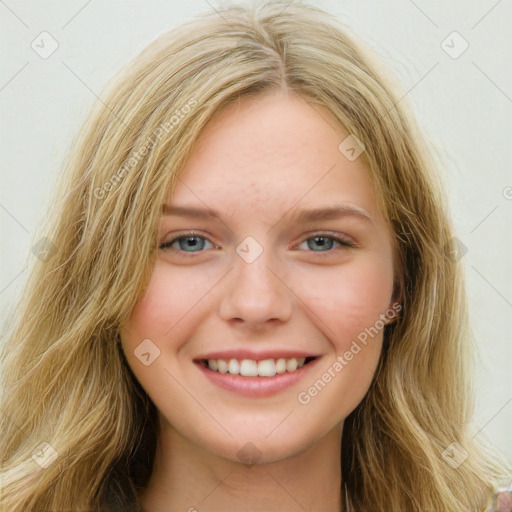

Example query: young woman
[1,1,510,511]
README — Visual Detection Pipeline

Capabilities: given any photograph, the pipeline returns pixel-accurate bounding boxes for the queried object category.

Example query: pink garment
[491,485,512,512]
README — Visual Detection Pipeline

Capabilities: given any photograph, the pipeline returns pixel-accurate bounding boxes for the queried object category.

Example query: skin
[120,89,397,512]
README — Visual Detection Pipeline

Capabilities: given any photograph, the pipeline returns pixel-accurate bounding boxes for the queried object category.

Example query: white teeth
[228,358,240,374]
[217,359,228,373]
[286,358,298,372]
[205,357,309,377]
[258,359,276,377]
[275,358,287,374]
[240,359,258,377]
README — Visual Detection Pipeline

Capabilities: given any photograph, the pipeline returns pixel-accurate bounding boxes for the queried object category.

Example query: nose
[218,249,293,329]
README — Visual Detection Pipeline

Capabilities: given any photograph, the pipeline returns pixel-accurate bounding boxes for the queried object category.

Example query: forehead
[168,91,382,223]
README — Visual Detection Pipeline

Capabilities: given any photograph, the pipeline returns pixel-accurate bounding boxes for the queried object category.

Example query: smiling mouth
[197,356,318,377]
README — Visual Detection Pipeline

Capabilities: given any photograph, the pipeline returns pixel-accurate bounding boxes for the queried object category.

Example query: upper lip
[194,349,320,362]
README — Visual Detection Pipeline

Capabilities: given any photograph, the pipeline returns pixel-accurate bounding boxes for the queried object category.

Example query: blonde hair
[1,1,509,510]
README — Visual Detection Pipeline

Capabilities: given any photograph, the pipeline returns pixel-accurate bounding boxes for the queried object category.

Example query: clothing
[491,485,512,512]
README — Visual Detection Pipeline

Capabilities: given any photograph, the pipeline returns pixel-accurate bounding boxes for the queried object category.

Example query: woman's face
[121,91,397,463]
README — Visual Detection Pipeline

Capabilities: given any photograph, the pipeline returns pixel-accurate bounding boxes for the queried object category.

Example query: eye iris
[308,237,334,251]
[179,236,205,251]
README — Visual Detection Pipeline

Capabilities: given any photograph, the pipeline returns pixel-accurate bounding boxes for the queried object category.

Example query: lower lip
[195,359,320,398]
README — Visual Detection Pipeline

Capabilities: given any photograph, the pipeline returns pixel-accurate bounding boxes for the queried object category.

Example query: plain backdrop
[1,0,511,462]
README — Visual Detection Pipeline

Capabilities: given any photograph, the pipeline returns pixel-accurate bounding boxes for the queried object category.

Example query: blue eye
[298,235,354,252]
[159,234,215,252]
[159,232,354,254]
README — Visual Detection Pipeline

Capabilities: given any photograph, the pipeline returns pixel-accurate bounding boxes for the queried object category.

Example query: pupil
[180,236,204,251]
[309,237,333,251]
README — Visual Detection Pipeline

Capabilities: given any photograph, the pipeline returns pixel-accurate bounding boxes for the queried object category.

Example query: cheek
[295,253,394,350]
[292,257,393,418]
[123,261,209,342]
[119,263,211,408]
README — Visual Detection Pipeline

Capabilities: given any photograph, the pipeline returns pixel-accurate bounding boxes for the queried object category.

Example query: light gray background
[1,1,511,462]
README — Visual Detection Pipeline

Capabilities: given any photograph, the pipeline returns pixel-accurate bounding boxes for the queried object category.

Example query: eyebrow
[161,205,220,220]
[161,204,372,223]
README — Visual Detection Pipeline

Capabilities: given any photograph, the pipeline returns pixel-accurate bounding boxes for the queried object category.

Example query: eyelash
[158,231,356,254]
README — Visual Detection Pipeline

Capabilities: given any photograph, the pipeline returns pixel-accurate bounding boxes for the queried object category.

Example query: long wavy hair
[1,1,509,510]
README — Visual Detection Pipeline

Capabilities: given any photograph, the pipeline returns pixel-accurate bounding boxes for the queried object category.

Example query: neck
[137,421,344,512]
